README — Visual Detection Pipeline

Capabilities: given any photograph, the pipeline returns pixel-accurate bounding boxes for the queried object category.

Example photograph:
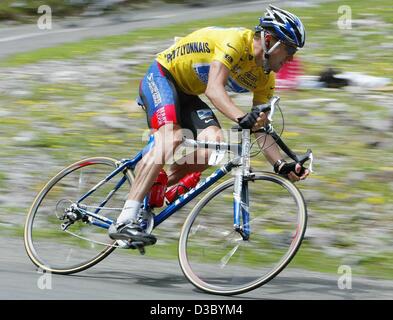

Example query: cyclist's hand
[252,110,268,131]
[288,163,310,182]
[238,109,268,131]
[276,161,310,182]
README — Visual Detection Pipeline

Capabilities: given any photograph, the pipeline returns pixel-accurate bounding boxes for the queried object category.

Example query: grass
[0,171,6,188]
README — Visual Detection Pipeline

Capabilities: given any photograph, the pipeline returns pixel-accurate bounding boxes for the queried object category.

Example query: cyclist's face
[268,39,296,72]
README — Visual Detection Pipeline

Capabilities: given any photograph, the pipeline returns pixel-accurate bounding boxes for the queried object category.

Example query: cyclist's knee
[155,123,182,147]
[196,125,224,142]
[196,126,224,163]
[151,123,183,163]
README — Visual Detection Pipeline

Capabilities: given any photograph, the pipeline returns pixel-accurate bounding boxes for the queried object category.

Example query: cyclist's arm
[253,98,308,181]
[252,105,283,167]
[252,76,283,166]
[205,60,245,122]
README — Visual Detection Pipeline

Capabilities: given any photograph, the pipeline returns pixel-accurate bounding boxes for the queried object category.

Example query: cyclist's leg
[166,97,223,186]
[131,61,184,200]
[109,61,182,241]
[131,123,183,201]
[109,123,182,242]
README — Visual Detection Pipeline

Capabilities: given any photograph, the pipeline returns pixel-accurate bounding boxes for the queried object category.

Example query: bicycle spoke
[220,243,240,269]
[191,223,232,238]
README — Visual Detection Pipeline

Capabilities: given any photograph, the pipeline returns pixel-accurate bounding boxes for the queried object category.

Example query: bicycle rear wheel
[178,172,307,295]
[24,157,133,274]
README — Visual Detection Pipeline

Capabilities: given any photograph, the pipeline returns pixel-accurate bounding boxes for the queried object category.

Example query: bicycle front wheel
[178,172,307,295]
[24,157,134,274]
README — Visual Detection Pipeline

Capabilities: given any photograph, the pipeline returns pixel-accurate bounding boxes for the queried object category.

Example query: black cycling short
[138,61,221,138]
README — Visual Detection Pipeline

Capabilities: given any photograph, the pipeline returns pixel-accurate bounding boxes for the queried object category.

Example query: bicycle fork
[233,129,251,240]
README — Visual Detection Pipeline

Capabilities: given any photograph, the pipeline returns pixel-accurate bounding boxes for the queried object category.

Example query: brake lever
[262,96,280,122]
[255,104,271,114]
[297,149,314,173]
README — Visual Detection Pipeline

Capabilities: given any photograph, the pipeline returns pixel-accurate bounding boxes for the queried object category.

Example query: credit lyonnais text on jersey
[156,27,275,104]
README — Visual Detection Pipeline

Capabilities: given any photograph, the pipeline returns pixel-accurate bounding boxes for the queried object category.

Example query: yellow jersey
[156,27,275,104]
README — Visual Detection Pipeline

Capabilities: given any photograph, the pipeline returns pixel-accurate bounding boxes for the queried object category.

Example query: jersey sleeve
[253,73,276,105]
[212,33,244,70]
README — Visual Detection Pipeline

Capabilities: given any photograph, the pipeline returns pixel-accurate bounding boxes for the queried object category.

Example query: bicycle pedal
[129,241,146,255]
[61,220,74,231]
[116,240,133,249]
[137,245,145,255]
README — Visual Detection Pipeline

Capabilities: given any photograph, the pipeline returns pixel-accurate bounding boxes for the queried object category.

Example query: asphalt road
[2,237,392,300]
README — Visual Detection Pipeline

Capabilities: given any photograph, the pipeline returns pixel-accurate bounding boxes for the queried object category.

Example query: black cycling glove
[274,160,306,176]
[237,108,261,129]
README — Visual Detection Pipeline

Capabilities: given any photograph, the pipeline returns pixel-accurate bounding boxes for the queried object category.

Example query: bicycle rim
[24,157,133,274]
[178,172,307,295]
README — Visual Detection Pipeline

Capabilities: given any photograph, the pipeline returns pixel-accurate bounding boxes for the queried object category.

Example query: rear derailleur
[58,203,88,231]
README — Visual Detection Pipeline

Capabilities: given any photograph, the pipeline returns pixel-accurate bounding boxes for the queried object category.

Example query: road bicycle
[24,96,313,295]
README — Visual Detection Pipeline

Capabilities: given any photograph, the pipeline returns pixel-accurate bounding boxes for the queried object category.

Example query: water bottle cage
[172,183,190,199]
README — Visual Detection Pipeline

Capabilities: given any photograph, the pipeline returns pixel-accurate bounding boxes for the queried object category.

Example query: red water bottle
[148,170,168,208]
[165,172,201,203]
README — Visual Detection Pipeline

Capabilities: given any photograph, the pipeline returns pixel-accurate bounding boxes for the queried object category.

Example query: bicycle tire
[24,157,134,275]
[178,171,307,295]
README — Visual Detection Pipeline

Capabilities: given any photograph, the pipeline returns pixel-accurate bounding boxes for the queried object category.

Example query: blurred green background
[0,0,202,22]
[0,0,392,279]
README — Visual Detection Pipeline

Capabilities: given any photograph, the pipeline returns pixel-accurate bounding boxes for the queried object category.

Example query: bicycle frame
[75,132,250,237]
[73,95,313,240]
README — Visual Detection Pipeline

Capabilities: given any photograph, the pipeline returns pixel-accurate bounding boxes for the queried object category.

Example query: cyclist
[109,5,310,243]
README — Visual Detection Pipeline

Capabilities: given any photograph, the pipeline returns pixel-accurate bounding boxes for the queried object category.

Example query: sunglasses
[267,37,299,56]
